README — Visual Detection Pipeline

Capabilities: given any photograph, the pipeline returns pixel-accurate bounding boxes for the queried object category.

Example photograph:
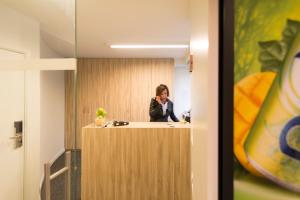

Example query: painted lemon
[234,72,276,176]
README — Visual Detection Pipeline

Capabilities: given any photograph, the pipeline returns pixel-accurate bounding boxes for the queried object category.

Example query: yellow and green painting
[234,0,300,199]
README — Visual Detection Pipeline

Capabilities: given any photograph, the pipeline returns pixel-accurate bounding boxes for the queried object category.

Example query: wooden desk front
[82,122,191,200]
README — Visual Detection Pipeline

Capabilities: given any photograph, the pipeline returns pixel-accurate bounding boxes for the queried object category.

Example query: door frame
[219,0,234,199]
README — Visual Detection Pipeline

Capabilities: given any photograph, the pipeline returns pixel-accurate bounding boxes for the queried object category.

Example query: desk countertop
[83,121,191,129]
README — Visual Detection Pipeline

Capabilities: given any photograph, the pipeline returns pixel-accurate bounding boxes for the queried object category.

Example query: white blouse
[162,101,168,116]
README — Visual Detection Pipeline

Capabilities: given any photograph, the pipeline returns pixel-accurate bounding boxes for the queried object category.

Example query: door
[0,49,25,200]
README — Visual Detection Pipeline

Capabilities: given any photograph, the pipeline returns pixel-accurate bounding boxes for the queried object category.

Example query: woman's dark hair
[156,84,169,96]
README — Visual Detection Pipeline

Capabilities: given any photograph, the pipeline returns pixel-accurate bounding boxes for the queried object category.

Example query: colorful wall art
[234,1,300,199]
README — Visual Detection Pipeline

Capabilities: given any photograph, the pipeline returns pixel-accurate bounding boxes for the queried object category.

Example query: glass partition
[0,1,77,200]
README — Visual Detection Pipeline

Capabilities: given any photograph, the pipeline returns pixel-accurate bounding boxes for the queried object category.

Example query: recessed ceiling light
[110,44,189,49]
[190,39,209,53]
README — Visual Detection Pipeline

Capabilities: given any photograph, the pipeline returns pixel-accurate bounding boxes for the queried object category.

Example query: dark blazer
[149,97,179,122]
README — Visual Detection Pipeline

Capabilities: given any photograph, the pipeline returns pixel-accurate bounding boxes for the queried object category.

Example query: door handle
[13,121,23,148]
[9,132,22,148]
[9,134,22,139]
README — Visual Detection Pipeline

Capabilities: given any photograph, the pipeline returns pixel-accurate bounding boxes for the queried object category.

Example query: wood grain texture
[65,70,75,149]
[81,123,191,200]
[73,58,174,148]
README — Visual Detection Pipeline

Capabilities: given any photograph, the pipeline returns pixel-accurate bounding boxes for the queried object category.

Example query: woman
[149,84,179,122]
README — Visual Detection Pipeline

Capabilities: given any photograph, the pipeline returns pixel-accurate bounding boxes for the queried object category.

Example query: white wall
[0,4,39,58]
[40,37,66,190]
[173,66,191,118]
[40,70,65,174]
[0,3,41,200]
[40,37,62,58]
[189,0,218,199]
[207,0,219,199]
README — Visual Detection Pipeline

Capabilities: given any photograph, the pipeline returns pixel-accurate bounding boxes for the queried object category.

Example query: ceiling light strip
[110,44,189,49]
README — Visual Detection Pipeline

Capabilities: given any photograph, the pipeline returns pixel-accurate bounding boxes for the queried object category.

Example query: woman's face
[160,89,168,102]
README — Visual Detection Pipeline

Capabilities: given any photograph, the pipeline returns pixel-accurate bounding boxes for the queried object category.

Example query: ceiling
[1,0,191,60]
[1,0,75,57]
[77,0,191,59]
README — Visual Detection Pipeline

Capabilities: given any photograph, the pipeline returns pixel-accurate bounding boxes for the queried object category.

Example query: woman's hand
[155,96,162,105]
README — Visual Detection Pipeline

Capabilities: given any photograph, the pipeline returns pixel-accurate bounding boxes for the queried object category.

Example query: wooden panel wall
[65,71,75,149]
[65,58,174,149]
[81,126,191,200]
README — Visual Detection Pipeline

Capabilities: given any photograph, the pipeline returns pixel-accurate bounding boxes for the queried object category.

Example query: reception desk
[81,122,191,200]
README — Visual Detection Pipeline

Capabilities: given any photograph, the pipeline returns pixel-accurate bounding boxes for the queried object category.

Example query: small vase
[95,117,106,126]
